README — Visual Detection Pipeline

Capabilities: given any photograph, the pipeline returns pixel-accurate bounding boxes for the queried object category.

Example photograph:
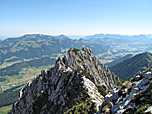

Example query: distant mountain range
[1,33,152,66]
[85,33,152,40]
[0,34,109,65]
[110,52,152,80]
[84,33,152,54]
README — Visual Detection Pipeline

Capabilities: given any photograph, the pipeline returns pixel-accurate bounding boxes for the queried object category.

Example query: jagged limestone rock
[10,47,118,114]
[98,67,152,114]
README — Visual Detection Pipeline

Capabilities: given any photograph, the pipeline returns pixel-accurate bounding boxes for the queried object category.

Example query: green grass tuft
[81,70,93,82]
[96,85,107,97]
[135,104,150,114]
[72,48,79,55]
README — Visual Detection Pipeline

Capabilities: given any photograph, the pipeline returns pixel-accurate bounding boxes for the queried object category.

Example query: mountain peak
[54,34,69,39]
[22,34,44,37]
[10,47,119,114]
[62,47,118,88]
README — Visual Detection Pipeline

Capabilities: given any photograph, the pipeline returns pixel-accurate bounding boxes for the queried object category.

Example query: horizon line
[1,32,152,38]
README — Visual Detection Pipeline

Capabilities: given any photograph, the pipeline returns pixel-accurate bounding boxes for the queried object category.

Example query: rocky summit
[10,47,119,114]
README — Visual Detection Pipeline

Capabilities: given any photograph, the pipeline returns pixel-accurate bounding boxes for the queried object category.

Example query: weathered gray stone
[145,106,152,113]
[10,47,118,114]
[98,67,152,114]
[143,72,152,79]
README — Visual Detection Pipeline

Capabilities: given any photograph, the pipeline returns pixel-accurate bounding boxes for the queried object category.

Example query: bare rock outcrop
[98,67,152,114]
[10,47,118,114]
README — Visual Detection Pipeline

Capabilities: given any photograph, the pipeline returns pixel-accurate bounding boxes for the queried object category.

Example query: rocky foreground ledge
[10,47,119,114]
[98,67,152,114]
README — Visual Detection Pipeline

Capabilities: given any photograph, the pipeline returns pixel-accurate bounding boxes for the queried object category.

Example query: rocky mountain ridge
[98,67,152,114]
[10,47,118,114]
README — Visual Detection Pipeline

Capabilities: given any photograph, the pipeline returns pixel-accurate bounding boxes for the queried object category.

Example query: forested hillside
[110,52,152,80]
[105,54,133,67]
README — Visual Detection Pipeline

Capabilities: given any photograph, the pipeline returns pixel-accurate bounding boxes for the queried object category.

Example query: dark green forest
[110,52,152,80]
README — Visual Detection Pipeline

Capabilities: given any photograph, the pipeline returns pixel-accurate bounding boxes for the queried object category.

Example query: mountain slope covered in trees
[105,54,133,67]
[110,52,152,80]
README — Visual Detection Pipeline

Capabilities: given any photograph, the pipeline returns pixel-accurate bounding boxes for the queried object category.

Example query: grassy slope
[0,57,56,76]
[0,57,56,90]
[0,105,12,114]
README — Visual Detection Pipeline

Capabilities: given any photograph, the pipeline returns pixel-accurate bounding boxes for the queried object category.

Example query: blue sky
[0,0,152,36]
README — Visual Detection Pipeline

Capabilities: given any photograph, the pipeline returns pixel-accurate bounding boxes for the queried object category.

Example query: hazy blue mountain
[85,33,152,41]
[85,33,129,39]
[67,35,86,39]
[54,34,70,39]
[0,36,9,41]
[84,33,152,54]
